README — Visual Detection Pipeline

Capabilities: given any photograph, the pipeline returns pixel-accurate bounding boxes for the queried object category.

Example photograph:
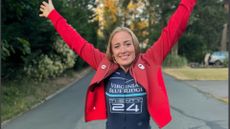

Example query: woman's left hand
[39,0,55,18]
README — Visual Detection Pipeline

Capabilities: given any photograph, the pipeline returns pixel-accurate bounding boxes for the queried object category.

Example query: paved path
[184,80,228,101]
[2,69,228,129]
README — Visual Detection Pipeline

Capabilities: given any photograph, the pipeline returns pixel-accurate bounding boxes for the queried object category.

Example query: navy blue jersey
[105,68,150,129]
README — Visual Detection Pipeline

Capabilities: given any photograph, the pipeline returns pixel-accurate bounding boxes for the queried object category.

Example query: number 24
[112,103,139,112]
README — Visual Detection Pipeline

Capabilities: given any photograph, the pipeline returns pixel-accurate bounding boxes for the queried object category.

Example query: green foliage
[3,0,226,81]
[61,0,98,46]
[178,0,227,62]
[223,59,228,67]
[60,0,98,68]
[163,54,188,68]
[178,33,207,62]
[1,40,15,60]
[147,0,227,63]
[24,38,77,81]
[2,0,57,79]
[2,78,39,121]
[2,0,97,80]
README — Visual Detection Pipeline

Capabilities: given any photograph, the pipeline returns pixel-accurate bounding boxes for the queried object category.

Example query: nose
[120,45,127,53]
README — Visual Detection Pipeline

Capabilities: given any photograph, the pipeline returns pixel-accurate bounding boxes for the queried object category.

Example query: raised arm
[39,0,105,70]
[144,0,197,65]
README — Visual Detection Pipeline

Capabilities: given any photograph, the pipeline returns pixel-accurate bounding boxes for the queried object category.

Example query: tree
[2,0,58,79]
[2,0,98,80]
[95,0,151,51]
[147,0,227,62]
[178,0,227,62]
[60,0,98,69]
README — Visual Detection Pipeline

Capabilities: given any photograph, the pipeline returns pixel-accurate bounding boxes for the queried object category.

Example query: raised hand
[39,0,55,18]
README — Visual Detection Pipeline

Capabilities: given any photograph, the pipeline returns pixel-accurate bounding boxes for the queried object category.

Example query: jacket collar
[89,54,149,91]
[89,57,119,86]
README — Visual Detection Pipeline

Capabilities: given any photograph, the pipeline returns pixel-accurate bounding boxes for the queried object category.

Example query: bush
[24,38,77,81]
[163,54,188,68]
[223,59,228,67]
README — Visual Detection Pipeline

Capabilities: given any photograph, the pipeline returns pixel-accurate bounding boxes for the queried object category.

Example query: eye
[126,42,132,46]
[114,45,119,49]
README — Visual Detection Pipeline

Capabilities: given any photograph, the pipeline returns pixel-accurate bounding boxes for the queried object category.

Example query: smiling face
[111,31,136,71]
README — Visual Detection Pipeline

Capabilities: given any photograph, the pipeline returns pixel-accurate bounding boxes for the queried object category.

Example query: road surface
[3,70,228,129]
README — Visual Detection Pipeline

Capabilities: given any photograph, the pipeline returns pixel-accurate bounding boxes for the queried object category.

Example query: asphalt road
[2,70,228,129]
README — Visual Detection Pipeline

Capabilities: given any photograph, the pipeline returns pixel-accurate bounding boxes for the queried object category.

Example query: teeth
[120,55,129,59]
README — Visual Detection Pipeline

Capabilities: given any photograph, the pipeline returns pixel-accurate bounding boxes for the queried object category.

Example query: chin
[116,58,134,67]
[119,62,132,67]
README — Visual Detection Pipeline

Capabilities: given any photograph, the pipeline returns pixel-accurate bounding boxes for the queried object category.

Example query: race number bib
[109,97,143,114]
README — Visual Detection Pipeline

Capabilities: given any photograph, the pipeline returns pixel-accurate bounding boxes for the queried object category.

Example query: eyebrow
[113,40,131,46]
[113,43,120,46]
[124,40,131,43]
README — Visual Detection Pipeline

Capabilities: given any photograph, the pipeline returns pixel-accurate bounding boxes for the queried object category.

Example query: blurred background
[1,0,228,125]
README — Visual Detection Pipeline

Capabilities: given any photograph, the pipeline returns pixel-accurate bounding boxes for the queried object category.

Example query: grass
[2,67,91,122]
[221,97,229,103]
[163,67,228,80]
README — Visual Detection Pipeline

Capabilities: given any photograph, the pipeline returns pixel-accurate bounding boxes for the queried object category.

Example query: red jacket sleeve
[48,10,105,70]
[144,0,196,65]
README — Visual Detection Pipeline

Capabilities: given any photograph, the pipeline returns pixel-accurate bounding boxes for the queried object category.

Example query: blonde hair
[106,27,140,62]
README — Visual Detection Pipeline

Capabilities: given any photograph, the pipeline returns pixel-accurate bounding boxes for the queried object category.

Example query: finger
[40,5,46,9]
[48,0,53,5]
[42,1,48,6]
[39,14,44,17]
[40,7,44,12]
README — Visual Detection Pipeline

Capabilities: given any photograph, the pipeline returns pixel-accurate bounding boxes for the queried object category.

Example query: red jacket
[48,0,196,128]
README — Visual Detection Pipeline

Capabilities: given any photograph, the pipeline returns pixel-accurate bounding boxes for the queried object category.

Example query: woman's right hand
[39,0,55,18]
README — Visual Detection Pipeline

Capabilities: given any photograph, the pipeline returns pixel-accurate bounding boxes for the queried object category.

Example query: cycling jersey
[105,68,150,129]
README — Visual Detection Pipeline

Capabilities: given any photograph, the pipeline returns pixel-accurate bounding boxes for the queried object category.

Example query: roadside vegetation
[2,68,90,122]
[163,67,228,80]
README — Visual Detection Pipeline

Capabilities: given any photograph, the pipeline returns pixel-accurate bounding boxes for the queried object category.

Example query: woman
[39,0,196,128]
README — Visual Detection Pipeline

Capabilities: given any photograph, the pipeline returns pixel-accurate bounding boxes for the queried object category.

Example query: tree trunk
[171,43,178,56]
[220,23,228,51]
[228,0,230,51]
